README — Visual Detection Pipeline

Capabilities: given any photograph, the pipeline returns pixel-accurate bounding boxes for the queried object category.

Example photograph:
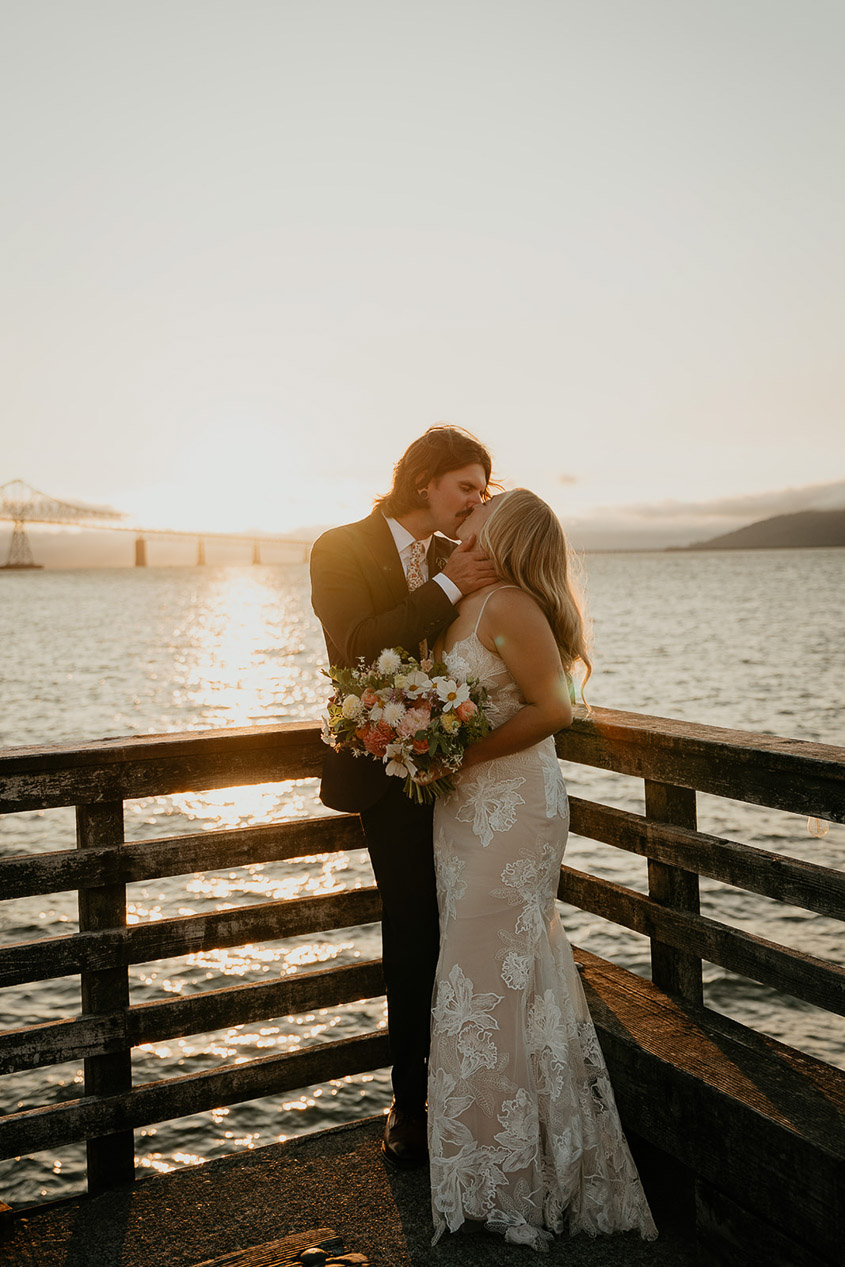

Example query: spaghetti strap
[473,585,519,634]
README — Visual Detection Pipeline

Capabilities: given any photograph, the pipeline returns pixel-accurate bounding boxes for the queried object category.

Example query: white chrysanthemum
[382,701,406,727]
[433,678,470,711]
[341,693,364,720]
[376,648,403,674]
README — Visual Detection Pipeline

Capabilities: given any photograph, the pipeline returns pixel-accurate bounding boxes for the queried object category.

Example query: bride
[428,489,657,1250]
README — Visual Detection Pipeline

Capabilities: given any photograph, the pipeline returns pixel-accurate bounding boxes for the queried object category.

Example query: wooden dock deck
[0,1115,697,1267]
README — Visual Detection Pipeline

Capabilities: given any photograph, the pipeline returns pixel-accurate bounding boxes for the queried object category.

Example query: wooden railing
[0,711,843,1201]
[554,711,845,1013]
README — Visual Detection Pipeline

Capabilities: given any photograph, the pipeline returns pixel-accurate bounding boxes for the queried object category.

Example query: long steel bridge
[0,480,312,568]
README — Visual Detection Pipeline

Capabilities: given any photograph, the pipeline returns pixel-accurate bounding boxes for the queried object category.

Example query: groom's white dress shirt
[384,516,462,605]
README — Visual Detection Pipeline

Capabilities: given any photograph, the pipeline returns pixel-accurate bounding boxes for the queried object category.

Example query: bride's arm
[461,589,572,770]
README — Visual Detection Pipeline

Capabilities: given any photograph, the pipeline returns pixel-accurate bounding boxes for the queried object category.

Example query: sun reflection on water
[179,574,293,724]
[182,939,356,980]
[181,855,351,905]
[168,569,323,732]
[166,783,315,830]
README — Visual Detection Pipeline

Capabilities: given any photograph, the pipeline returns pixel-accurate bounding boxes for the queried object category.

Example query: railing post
[76,801,135,1192]
[644,779,703,1005]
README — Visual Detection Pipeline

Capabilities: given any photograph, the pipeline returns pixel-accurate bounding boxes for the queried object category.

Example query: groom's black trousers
[360,780,441,1115]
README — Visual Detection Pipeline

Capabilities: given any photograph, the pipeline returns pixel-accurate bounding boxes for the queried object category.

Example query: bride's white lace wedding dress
[428,600,657,1250]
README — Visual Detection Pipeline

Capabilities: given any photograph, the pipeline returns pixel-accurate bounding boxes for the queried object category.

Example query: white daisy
[433,677,470,711]
[403,669,432,698]
[384,742,416,778]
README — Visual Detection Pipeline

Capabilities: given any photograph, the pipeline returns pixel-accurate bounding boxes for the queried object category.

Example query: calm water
[1,550,843,1206]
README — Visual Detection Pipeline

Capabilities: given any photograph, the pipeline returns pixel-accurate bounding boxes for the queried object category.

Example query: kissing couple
[310,426,656,1249]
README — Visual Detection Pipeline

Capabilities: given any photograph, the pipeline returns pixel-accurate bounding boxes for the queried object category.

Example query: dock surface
[2,1117,696,1266]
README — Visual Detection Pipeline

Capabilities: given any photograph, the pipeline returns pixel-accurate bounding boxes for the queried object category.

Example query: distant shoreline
[665,542,845,554]
[2,543,844,570]
[669,508,845,552]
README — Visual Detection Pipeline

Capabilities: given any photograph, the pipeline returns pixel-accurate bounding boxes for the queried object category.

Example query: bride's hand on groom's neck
[441,534,499,596]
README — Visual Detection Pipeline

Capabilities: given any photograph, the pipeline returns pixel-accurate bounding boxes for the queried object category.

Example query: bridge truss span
[0,480,124,569]
[0,479,311,568]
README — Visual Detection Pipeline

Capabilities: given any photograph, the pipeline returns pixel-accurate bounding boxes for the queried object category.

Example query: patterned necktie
[406,540,428,660]
[406,539,427,591]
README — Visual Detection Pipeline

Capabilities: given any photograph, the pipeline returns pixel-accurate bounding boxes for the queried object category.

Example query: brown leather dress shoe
[381,1103,428,1170]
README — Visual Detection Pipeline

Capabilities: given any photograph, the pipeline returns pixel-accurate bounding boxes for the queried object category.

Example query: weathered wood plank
[644,780,703,1005]
[558,867,845,1015]
[0,814,365,900]
[568,797,845,921]
[191,1230,345,1267]
[0,887,382,987]
[0,959,385,1073]
[0,723,324,813]
[0,1030,391,1159]
[76,802,135,1193]
[577,947,845,1261]
[2,709,843,818]
[556,708,845,822]
[6,788,840,920]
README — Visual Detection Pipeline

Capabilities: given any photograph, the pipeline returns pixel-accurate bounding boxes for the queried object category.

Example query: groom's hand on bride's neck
[441,534,499,596]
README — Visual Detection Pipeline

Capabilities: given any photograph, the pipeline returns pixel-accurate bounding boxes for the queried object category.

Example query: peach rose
[362,722,393,757]
[455,699,478,722]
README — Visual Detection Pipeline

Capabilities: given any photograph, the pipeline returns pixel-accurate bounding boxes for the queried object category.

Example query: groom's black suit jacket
[310,507,458,813]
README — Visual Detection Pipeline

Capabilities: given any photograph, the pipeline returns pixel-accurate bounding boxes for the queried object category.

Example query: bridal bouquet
[321,647,491,803]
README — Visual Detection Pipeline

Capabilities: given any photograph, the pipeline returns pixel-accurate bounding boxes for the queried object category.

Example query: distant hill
[677,508,845,551]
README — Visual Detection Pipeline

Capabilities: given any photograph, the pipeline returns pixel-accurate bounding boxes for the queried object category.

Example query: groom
[310,426,497,1168]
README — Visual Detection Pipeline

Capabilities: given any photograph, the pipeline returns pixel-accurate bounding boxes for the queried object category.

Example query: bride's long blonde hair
[478,489,592,694]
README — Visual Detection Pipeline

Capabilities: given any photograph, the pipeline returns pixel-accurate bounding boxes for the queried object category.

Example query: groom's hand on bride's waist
[441,534,499,595]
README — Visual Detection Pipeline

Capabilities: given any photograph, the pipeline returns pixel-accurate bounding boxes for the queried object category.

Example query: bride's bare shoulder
[486,585,543,618]
[478,586,549,649]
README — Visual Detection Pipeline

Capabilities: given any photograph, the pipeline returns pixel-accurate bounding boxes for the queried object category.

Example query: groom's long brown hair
[376,425,493,518]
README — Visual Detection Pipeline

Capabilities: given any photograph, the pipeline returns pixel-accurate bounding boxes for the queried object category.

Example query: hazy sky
[3,0,844,548]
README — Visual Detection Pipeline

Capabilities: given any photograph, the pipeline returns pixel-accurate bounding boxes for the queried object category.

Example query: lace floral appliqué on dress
[428,630,657,1251]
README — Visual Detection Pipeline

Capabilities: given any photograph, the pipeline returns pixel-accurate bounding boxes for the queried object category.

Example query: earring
[418,489,429,500]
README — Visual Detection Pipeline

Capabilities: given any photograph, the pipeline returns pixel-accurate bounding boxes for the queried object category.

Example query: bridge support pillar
[252,540,261,565]
[197,539,206,566]
[134,537,147,567]
[3,520,39,568]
